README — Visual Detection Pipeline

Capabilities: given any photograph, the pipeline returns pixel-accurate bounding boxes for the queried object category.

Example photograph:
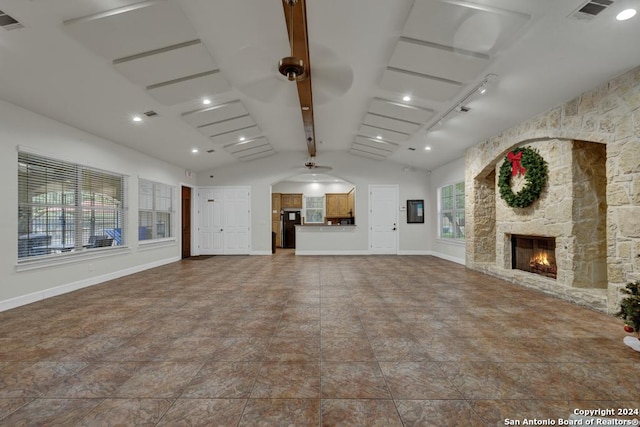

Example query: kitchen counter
[294,224,366,255]
[297,224,356,227]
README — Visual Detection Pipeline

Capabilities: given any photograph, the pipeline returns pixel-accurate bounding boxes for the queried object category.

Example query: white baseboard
[296,250,439,256]
[429,251,465,265]
[251,251,273,255]
[1,256,180,312]
[295,250,371,256]
[397,250,432,255]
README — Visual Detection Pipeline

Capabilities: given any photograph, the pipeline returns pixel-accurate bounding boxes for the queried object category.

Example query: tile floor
[1,252,639,426]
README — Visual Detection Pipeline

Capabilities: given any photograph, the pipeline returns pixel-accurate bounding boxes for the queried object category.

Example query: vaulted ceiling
[0,0,638,173]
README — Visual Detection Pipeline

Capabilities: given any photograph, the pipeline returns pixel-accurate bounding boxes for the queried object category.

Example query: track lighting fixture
[424,74,497,133]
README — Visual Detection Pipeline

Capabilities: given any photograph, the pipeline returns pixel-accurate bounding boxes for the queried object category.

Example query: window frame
[437,181,465,241]
[17,149,127,263]
[303,195,325,224]
[138,178,176,243]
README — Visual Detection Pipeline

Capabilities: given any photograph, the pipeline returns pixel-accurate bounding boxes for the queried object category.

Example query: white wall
[197,151,431,254]
[429,156,466,264]
[0,99,195,310]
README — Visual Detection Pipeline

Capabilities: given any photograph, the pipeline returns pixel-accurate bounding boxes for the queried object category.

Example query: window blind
[138,178,175,241]
[18,151,126,259]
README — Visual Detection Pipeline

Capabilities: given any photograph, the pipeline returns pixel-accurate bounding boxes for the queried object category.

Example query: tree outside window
[138,179,175,241]
[439,182,465,240]
[18,151,125,259]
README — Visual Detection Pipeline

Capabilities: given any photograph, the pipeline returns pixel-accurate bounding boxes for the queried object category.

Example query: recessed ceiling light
[191,148,199,153]
[479,87,487,94]
[239,136,246,142]
[425,146,432,151]
[202,98,211,105]
[616,8,637,20]
[402,95,411,102]
[376,135,382,140]
[132,116,142,122]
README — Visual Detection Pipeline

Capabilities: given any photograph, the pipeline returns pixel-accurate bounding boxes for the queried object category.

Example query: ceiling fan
[304,156,332,172]
[278,0,306,82]
[234,0,353,158]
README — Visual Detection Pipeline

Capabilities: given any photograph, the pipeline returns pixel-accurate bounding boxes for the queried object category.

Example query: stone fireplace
[468,138,608,310]
[511,235,557,279]
[465,66,640,314]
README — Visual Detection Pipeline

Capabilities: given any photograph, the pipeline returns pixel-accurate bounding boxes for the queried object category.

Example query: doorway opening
[181,186,191,259]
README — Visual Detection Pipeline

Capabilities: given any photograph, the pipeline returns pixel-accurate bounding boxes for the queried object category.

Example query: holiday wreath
[498,146,548,208]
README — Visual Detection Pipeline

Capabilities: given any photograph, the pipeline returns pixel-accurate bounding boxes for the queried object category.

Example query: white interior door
[223,188,250,255]
[199,188,224,255]
[369,185,398,254]
[198,187,250,255]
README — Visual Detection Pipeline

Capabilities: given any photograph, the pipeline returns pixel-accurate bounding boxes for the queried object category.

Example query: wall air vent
[0,9,24,30]
[569,0,614,20]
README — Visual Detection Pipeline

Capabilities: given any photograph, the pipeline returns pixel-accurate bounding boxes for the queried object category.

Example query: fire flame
[530,251,550,267]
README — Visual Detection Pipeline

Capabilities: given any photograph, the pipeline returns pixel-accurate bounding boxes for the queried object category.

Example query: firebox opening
[511,235,557,279]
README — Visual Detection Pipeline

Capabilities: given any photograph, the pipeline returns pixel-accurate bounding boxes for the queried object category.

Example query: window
[18,151,126,259]
[304,196,324,223]
[438,181,465,240]
[138,179,175,241]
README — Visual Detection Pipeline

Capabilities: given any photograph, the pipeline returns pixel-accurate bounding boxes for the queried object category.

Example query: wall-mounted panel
[402,0,530,55]
[224,137,275,161]
[380,68,461,102]
[364,113,421,135]
[63,1,197,60]
[147,70,231,105]
[370,98,434,124]
[114,41,218,87]
[199,115,256,138]
[389,38,489,84]
[182,101,248,128]
[358,124,410,143]
[210,126,262,145]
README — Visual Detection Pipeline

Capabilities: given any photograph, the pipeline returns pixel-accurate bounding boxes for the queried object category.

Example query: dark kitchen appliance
[283,210,301,248]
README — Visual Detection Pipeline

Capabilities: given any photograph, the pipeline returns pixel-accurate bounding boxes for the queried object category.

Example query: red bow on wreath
[507,151,526,177]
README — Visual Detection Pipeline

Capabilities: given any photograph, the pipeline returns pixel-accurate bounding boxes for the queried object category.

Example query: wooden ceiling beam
[282,0,316,157]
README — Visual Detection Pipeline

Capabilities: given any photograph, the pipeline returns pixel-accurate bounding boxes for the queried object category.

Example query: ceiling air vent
[569,0,614,20]
[206,149,215,153]
[0,9,24,31]
[143,110,158,117]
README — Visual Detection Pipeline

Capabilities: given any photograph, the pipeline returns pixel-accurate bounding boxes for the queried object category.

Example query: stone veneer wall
[572,141,607,289]
[465,66,640,313]
[494,140,574,286]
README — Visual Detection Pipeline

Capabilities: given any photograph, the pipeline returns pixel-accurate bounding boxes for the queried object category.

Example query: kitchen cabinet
[326,193,350,217]
[272,193,281,221]
[281,193,303,209]
[271,193,281,247]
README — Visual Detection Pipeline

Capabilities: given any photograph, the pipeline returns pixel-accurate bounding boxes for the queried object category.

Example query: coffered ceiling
[0,0,638,172]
